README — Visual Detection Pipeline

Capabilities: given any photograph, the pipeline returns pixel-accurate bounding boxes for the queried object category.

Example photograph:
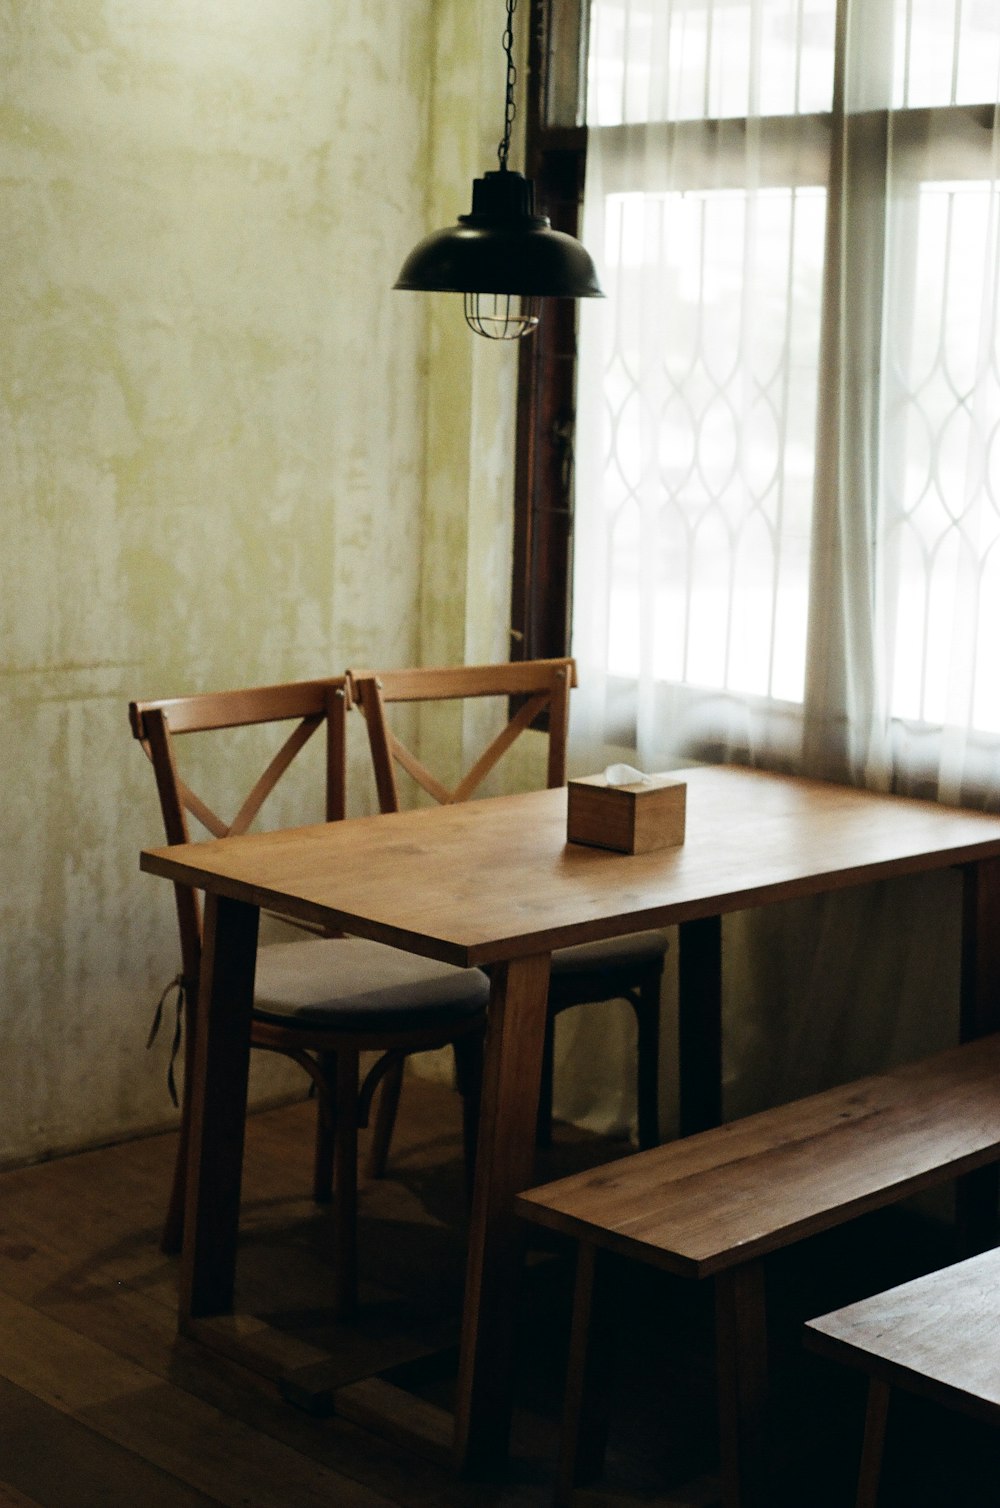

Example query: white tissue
[603,763,651,787]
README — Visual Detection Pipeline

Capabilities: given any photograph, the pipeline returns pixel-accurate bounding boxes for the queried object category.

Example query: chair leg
[161,1110,188,1255]
[633,970,663,1150]
[161,985,199,1255]
[453,1029,484,1199]
[332,1048,360,1319]
[312,1050,337,1204]
[556,1243,619,1508]
[855,1379,890,1508]
[366,1052,405,1180]
[536,1009,557,1148]
[715,1261,769,1508]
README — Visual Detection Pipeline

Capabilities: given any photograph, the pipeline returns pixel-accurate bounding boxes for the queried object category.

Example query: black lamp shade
[394,171,604,300]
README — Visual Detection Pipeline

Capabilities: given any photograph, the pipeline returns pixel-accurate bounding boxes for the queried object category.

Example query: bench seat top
[516,1036,1000,1278]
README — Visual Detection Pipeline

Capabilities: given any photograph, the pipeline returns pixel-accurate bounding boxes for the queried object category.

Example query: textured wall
[0,1,474,1163]
[416,0,522,788]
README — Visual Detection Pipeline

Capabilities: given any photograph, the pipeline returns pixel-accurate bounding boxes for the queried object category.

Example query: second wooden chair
[349,658,669,1149]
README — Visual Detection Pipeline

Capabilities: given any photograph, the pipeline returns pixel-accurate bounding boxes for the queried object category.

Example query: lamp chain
[497,0,518,172]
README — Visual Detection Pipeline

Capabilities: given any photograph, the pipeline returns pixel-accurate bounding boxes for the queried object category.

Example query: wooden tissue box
[567,772,687,854]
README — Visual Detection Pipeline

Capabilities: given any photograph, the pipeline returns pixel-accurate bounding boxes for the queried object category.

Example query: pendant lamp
[394,0,603,341]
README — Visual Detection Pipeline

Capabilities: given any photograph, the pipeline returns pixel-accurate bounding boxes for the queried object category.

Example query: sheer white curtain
[573,0,1000,806]
[560,0,1000,1133]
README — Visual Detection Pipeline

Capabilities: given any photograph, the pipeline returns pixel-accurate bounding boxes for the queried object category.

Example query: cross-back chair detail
[351,658,574,813]
[134,680,347,843]
[350,658,668,1151]
[131,680,347,974]
[129,676,488,1314]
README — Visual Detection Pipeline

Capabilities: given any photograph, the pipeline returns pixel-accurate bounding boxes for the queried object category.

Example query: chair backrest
[349,658,576,813]
[129,677,350,986]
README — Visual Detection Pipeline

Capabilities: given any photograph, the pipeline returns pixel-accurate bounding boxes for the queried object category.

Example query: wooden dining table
[139,763,1000,1474]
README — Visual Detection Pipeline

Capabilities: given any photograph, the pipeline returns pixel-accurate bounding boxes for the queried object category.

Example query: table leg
[678,914,723,1136]
[957,858,1000,1252]
[178,892,259,1324]
[453,952,552,1476]
[960,857,1000,1041]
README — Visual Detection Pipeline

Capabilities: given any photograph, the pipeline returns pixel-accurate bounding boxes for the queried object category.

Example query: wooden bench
[515,1035,1000,1508]
[805,1245,1000,1507]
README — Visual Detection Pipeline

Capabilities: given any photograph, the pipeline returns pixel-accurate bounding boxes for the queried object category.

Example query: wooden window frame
[510,0,589,665]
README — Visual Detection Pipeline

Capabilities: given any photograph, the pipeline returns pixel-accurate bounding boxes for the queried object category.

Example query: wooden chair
[515,1035,1000,1507]
[806,1245,1000,1507]
[348,658,669,1149]
[129,676,488,1316]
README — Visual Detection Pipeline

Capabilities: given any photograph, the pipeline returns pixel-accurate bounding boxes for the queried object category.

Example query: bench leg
[556,1244,618,1507]
[715,1261,768,1508]
[855,1378,890,1508]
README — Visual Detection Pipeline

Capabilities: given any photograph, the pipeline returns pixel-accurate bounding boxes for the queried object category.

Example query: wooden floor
[0,1076,997,1508]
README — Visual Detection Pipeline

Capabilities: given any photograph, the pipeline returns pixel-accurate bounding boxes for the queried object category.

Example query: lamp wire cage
[464,291,540,340]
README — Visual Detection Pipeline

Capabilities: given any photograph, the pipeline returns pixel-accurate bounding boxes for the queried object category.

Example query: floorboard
[0,1077,996,1506]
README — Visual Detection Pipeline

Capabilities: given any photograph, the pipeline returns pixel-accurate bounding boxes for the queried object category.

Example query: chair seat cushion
[252,936,489,1033]
[551,929,669,977]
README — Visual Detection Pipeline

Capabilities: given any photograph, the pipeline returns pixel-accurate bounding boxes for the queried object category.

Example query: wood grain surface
[141,765,1000,968]
[516,1035,1000,1277]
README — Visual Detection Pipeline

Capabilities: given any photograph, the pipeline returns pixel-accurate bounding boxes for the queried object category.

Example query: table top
[806,1245,1000,1413]
[139,765,1000,968]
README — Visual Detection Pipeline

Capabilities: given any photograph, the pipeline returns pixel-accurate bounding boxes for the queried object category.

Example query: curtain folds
[572,0,1000,809]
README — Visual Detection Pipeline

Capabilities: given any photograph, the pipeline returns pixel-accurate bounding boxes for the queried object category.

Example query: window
[515,0,1000,797]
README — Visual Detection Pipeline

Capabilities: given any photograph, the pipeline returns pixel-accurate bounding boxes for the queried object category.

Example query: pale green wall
[0,1,521,1164]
